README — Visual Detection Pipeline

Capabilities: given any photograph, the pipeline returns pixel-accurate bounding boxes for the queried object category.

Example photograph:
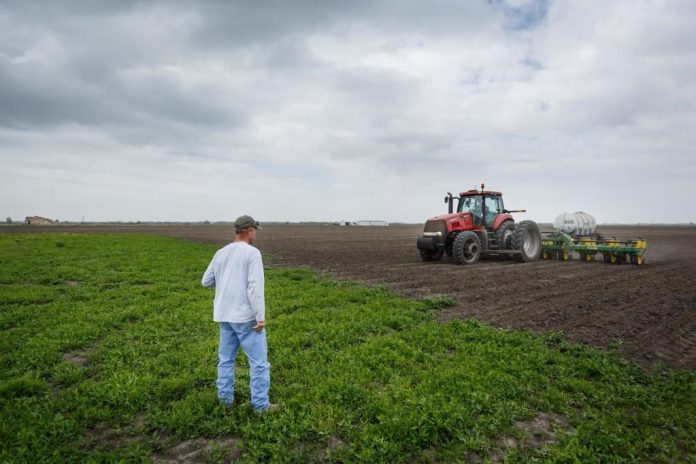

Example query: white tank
[553,211,596,236]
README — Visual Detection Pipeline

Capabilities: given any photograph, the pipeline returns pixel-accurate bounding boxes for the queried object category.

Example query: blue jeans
[217,321,270,411]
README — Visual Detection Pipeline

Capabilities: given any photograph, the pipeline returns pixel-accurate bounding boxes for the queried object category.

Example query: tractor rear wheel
[495,221,515,250]
[452,232,481,265]
[511,220,542,263]
[419,248,444,262]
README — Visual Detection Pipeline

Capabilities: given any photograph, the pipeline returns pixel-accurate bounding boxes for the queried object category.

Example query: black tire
[445,234,455,257]
[511,220,542,263]
[452,231,481,265]
[419,248,444,262]
[495,221,515,250]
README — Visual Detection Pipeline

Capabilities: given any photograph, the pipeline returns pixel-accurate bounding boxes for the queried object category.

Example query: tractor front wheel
[419,248,444,262]
[452,232,482,265]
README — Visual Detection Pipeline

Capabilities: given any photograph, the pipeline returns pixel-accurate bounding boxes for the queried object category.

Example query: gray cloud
[1,0,695,223]
[488,0,550,30]
[191,0,500,47]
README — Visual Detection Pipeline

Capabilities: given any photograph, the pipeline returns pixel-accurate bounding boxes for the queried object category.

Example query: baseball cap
[234,215,261,230]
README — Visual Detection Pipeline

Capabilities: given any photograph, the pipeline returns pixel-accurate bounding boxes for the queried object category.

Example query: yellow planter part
[631,239,647,250]
[579,237,598,250]
[605,238,620,247]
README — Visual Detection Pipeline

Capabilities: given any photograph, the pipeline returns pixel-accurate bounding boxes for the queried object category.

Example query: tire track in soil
[4,224,695,371]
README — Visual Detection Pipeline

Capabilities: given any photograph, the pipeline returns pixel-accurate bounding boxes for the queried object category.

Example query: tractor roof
[459,190,502,197]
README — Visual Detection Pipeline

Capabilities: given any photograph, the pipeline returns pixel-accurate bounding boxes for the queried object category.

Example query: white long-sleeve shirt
[201,241,265,323]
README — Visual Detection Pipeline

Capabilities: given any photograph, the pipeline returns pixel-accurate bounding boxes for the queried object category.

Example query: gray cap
[234,215,261,230]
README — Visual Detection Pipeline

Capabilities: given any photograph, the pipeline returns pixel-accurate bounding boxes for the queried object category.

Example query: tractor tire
[419,248,444,262]
[452,231,481,265]
[445,235,455,257]
[495,221,515,250]
[511,220,542,263]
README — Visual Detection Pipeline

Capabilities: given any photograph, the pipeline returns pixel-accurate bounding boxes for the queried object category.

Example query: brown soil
[63,351,90,366]
[151,436,240,463]
[315,434,346,461]
[5,223,695,371]
[489,412,569,462]
[84,414,146,449]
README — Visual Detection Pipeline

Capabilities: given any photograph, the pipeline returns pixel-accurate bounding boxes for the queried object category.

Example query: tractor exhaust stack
[445,192,454,214]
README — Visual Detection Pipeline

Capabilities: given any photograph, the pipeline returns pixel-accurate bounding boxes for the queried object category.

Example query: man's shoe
[256,403,279,414]
[220,399,237,411]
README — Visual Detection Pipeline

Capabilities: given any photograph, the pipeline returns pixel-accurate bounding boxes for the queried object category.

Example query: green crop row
[0,233,694,463]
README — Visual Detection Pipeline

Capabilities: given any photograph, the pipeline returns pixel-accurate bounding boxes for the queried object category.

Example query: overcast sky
[1,0,694,224]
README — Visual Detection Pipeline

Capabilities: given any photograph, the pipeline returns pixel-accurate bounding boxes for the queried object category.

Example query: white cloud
[1,0,694,223]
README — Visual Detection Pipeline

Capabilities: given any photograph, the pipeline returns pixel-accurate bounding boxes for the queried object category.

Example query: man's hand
[253,320,265,332]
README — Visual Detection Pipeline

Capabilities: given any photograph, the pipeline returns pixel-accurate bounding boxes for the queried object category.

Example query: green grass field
[1,233,694,463]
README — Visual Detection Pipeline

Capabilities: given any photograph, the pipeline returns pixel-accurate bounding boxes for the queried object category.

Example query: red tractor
[416,184,542,264]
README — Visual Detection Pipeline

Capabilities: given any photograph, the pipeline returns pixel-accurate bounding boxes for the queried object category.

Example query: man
[201,215,277,412]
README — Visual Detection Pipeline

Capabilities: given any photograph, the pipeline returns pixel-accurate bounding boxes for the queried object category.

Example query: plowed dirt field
[5,224,695,371]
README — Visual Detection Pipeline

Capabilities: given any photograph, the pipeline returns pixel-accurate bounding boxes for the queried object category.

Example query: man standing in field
[201,215,277,413]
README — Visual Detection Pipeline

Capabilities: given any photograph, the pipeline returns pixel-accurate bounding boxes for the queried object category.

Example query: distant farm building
[355,220,388,226]
[25,216,57,225]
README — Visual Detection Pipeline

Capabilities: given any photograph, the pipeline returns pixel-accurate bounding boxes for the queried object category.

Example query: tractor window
[458,196,483,225]
[457,196,481,214]
[485,196,500,225]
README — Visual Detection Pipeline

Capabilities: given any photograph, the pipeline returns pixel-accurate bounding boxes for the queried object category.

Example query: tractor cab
[455,191,505,228]
[446,187,508,230]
